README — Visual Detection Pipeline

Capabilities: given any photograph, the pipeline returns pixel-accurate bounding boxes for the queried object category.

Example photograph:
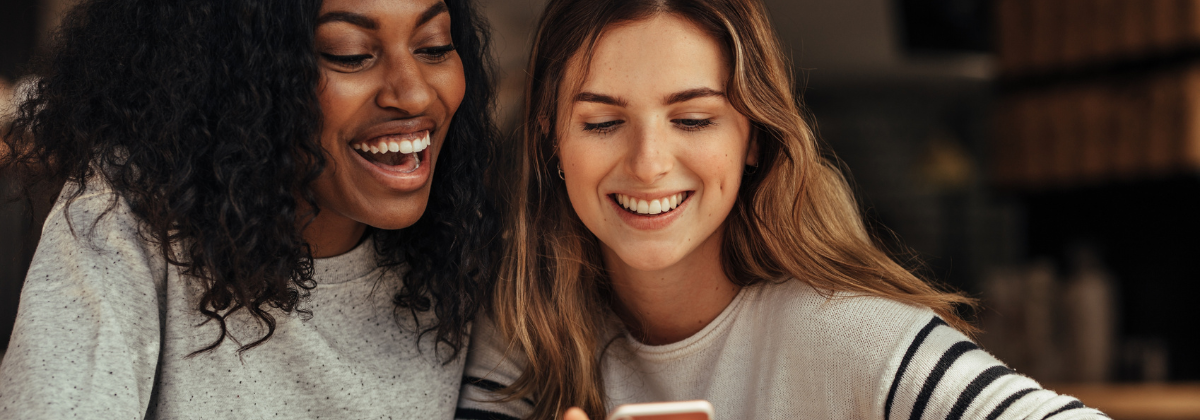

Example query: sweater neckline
[312,237,380,284]
[620,283,756,360]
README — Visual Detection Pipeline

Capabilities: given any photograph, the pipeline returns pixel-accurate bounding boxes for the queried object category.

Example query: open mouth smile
[611,192,691,216]
[350,131,432,174]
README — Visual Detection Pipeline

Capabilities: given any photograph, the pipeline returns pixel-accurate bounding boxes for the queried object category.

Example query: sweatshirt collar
[312,237,380,284]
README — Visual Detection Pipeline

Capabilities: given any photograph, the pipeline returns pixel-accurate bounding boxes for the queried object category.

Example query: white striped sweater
[457,280,1107,420]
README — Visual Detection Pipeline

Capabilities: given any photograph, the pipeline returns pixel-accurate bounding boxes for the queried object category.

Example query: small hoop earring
[557,165,565,180]
[744,164,758,175]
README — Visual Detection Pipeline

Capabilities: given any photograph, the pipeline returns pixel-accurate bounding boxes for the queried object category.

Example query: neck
[603,228,740,345]
[301,206,367,258]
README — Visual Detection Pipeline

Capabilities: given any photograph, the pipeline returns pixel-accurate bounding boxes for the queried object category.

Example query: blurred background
[2,0,1199,417]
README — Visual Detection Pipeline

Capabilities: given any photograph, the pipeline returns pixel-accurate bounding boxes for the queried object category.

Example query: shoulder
[741,281,1107,419]
[44,177,142,245]
[1,179,168,419]
[31,177,166,289]
[463,312,522,377]
[724,280,942,413]
[742,279,937,356]
[456,313,533,420]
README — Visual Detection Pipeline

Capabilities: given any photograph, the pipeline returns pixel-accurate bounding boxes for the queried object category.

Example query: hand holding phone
[604,400,714,420]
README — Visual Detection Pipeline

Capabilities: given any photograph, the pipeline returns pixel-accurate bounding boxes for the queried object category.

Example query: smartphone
[605,400,714,420]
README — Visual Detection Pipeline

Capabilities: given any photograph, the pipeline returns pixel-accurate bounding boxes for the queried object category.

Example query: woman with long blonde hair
[456,0,1105,419]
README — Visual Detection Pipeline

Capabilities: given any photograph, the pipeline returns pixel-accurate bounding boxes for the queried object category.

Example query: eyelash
[582,120,622,134]
[418,44,456,61]
[581,118,715,134]
[321,53,372,69]
[320,44,455,69]
[674,118,714,131]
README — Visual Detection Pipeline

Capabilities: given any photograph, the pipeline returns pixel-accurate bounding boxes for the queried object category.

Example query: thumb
[564,407,592,420]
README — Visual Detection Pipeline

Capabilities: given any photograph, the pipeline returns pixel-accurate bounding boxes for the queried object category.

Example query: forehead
[569,14,729,101]
[318,0,447,24]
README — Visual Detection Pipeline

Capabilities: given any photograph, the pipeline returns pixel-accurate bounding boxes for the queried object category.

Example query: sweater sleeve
[0,187,167,420]
[882,317,1108,420]
[455,313,534,420]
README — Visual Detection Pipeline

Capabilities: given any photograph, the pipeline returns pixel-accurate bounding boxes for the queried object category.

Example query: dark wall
[0,0,39,80]
[1,0,41,354]
[1024,178,1200,381]
[897,0,993,53]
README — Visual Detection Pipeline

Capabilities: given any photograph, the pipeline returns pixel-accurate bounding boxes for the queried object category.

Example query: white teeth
[616,192,688,215]
[352,131,431,156]
[411,134,428,153]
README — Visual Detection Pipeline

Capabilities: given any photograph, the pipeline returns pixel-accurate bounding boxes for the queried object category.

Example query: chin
[368,218,421,230]
[612,247,686,272]
[363,199,429,230]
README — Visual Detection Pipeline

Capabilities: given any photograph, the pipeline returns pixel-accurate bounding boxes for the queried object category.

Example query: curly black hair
[2,0,499,358]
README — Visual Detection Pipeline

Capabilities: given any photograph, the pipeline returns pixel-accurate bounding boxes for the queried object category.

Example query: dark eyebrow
[575,92,629,107]
[316,2,445,31]
[317,12,378,30]
[664,88,725,105]
[416,2,450,28]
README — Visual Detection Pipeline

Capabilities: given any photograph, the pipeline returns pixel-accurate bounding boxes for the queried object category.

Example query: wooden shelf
[1049,383,1200,420]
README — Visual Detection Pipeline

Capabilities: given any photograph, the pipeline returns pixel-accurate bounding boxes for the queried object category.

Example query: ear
[745,128,760,167]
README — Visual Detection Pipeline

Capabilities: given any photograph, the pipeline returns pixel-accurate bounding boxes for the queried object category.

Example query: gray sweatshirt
[0,182,464,419]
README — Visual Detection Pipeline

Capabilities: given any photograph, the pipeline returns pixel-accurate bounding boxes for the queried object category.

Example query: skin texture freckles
[306,0,466,257]
[557,14,756,345]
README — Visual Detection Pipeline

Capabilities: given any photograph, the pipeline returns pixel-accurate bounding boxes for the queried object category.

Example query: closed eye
[673,118,714,131]
[583,120,623,134]
[320,53,373,69]
[417,44,457,62]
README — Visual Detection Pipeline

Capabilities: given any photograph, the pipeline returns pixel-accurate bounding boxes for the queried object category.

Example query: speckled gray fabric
[0,182,465,419]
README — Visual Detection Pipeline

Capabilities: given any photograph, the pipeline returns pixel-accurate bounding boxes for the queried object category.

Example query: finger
[564,407,591,420]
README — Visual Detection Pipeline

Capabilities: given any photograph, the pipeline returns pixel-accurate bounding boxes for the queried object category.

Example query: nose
[375,53,435,115]
[625,121,673,184]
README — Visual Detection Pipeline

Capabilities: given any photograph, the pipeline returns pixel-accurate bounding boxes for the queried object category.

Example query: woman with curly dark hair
[0,0,498,418]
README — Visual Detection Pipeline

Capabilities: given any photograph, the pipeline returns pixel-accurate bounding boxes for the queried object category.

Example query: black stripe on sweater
[463,376,535,407]
[985,388,1038,420]
[1041,400,1087,419]
[908,341,980,420]
[946,365,1013,420]
[885,317,947,420]
[455,407,521,420]
[464,376,507,393]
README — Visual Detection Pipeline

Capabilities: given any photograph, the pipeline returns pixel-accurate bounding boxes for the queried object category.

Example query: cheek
[695,129,750,199]
[432,56,466,114]
[559,136,614,214]
[317,73,369,148]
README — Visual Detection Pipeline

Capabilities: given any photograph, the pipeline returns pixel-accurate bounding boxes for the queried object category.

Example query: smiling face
[557,14,756,273]
[309,0,465,244]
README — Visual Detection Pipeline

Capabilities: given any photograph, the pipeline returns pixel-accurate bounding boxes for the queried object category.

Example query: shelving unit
[991,0,1200,387]
[995,0,1200,189]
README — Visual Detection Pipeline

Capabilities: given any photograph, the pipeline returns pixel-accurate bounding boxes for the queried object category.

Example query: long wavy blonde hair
[491,0,978,418]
